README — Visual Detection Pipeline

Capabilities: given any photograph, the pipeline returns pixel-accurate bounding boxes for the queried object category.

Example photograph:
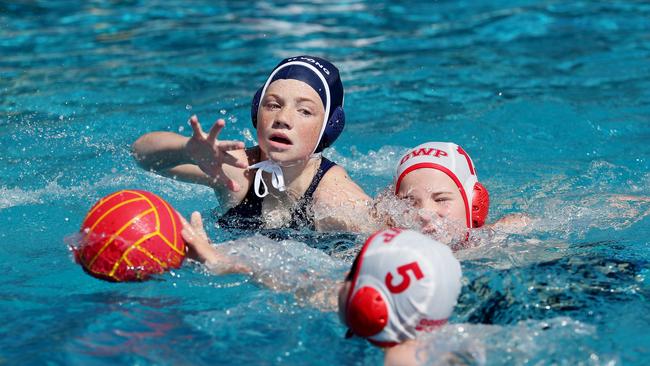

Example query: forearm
[203,246,252,275]
[132,132,192,171]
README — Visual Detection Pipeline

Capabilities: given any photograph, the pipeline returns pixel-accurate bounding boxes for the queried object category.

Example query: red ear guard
[346,286,389,338]
[471,182,489,228]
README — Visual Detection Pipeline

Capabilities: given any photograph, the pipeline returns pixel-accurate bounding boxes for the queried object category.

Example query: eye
[298,108,313,117]
[264,101,280,110]
[400,195,418,206]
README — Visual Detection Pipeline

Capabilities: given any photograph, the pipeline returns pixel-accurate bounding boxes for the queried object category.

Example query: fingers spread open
[176,210,188,226]
[219,140,245,151]
[189,115,204,137]
[181,227,195,243]
[207,119,226,142]
[221,150,249,169]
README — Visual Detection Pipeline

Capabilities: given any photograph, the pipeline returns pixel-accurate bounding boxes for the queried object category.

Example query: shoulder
[384,340,422,366]
[311,164,374,232]
[314,164,370,203]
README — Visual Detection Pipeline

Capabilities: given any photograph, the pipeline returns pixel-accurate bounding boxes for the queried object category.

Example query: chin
[269,149,312,165]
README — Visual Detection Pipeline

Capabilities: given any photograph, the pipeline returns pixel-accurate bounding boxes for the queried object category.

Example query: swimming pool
[1,1,649,364]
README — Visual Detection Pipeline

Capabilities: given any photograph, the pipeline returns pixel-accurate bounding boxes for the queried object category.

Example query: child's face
[256,79,325,164]
[397,169,467,233]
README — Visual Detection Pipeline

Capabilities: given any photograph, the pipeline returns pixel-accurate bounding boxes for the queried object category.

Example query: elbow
[130,131,188,171]
[131,135,148,166]
[131,133,158,170]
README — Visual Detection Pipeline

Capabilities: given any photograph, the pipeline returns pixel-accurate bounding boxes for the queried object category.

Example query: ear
[471,182,490,227]
[346,286,388,338]
[250,87,263,128]
[314,106,345,153]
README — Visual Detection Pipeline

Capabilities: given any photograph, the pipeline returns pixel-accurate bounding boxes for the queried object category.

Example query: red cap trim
[395,163,472,228]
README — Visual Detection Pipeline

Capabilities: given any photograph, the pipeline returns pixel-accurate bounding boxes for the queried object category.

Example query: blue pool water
[2,1,649,364]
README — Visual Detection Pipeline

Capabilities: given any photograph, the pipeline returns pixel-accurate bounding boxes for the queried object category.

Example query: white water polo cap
[394,142,489,228]
[344,228,462,347]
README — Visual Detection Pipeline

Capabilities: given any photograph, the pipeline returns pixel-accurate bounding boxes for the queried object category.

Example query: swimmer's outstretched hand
[179,211,250,275]
[179,211,220,264]
[185,115,248,192]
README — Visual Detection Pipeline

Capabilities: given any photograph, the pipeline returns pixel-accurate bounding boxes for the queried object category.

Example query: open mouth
[269,134,293,146]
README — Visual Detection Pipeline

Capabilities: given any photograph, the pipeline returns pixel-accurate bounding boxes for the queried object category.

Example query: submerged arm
[180,211,344,311]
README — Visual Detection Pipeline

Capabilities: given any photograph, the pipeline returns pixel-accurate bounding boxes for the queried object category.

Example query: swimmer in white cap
[179,212,462,366]
[391,142,490,236]
[133,56,371,232]
[381,141,532,245]
[339,227,462,365]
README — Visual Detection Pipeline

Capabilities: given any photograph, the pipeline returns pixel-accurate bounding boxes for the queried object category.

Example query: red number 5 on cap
[385,262,424,294]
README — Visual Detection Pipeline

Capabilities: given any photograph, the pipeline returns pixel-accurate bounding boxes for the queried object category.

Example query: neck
[259,153,322,200]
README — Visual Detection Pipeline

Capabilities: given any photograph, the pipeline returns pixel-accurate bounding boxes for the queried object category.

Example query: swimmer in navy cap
[133,55,370,232]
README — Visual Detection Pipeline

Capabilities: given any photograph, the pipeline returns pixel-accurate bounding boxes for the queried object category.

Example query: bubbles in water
[417,318,616,365]
[210,235,347,310]
[220,109,226,115]
[178,126,185,133]
[185,104,192,110]
[0,185,43,209]
[240,128,255,143]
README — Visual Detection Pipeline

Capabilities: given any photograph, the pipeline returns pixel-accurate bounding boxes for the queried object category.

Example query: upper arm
[489,213,533,234]
[312,165,375,232]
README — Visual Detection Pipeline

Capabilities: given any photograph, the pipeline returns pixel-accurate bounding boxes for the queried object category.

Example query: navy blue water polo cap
[251,55,346,154]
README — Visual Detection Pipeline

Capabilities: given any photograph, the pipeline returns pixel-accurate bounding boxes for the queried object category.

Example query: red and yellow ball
[75,190,186,282]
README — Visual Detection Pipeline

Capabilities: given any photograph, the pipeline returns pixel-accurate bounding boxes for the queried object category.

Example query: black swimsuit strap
[303,157,336,200]
[288,157,336,229]
[218,157,337,230]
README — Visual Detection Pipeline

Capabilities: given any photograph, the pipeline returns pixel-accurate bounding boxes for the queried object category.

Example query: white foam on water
[491,160,650,240]
[417,317,618,366]
[0,168,216,213]
[0,185,43,209]
[204,235,348,311]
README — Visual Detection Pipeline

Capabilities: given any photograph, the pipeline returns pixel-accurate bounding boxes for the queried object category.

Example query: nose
[272,107,293,129]
[416,207,439,234]
[417,207,437,225]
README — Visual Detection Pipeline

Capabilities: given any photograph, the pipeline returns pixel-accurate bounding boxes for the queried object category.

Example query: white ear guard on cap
[394,142,490,228]
[344,228,462,347]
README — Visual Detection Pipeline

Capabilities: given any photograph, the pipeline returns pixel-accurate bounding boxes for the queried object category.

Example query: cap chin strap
[248,160,286,198]
[249,153,322,198]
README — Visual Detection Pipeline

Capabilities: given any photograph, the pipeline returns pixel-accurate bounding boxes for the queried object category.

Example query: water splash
[417,317,618,366]
[207,235,348,311]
